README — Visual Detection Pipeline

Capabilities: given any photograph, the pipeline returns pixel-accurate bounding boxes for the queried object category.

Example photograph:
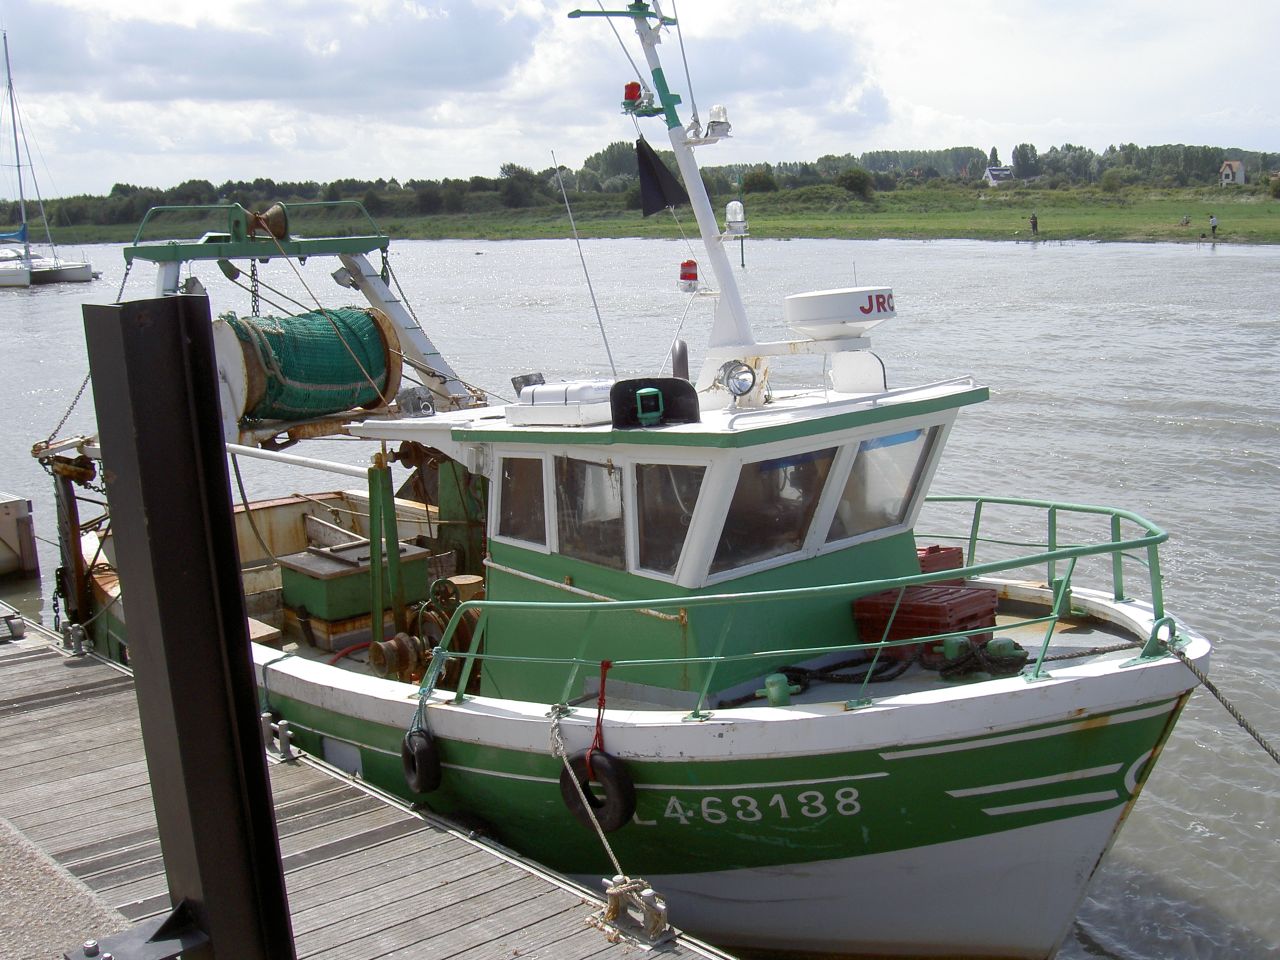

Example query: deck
[0,606,732,960]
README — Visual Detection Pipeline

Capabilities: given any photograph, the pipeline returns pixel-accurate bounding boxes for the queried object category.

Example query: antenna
[552,150,617,378]
[671,0,700,131]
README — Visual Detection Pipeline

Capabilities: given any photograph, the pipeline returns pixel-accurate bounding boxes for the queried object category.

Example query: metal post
[367,465,386,642]
[51,468,89,623]
[79,295,296,960]
[373,456,407,634]
[1111,514,1127,602]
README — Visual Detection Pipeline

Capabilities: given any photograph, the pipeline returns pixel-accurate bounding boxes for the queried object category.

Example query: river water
[1,237,1277,958]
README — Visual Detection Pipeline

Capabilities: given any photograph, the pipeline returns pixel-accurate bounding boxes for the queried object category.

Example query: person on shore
[1030,213,1038,236]
[1209,214,1218,238]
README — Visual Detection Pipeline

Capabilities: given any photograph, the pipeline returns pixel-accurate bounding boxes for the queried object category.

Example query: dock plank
[300,870,548,959]
[0,631,729,960]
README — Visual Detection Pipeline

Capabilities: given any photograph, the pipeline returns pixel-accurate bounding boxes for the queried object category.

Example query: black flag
[636,138,689,217]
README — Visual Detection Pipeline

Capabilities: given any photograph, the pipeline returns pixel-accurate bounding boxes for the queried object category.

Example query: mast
[2,33,29,262]
[622,5,754,350]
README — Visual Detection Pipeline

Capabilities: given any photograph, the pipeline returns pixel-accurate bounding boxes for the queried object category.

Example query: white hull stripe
[946,763,1122,798]
[982,790,1119,816]
[439,764,892,791]
[284,719,402,758]
[880,700,1176,760]
[638,771,890,792]
[443,763,557,784]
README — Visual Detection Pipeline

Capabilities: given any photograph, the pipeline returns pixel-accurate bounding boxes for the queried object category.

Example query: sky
[1,0,1277,197]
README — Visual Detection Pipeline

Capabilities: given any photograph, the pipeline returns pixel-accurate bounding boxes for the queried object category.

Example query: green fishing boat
[35,4,1210,957]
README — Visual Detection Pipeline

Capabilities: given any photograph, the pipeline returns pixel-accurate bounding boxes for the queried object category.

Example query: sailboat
[0,31,93,288]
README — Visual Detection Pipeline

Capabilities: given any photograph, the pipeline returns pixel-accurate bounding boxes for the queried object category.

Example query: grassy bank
[49,183,1280,246]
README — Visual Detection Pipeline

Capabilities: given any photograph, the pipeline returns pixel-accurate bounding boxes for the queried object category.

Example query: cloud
[4,0,539,105]
[1,0,1277,196]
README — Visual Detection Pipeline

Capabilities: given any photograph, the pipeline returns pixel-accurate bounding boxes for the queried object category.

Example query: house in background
[983,166,1014,187]
[1220,160,1246,186]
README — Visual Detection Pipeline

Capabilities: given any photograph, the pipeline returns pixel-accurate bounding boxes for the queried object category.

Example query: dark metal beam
[80,295,295,960]
[51,468,89,623]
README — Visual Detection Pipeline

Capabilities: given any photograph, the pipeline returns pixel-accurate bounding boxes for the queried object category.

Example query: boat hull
[613,806,1140,958]
[250,585,1205,959]
[30,259,93,283]
[0,257,93,286]
[0,264,29,286]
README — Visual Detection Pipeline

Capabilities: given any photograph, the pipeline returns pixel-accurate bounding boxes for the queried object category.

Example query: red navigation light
[678,259,698,292]
[623,81,642,102]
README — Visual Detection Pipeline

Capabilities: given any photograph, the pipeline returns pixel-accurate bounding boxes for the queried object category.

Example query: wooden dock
[0,610,733,960]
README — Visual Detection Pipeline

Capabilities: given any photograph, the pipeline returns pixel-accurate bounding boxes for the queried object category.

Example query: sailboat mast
[2,33,29,261]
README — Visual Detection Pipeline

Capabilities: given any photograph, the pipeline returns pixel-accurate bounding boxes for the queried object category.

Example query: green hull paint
[484,531,920,701]
[87,604,129,664]
[264,686,1186,879]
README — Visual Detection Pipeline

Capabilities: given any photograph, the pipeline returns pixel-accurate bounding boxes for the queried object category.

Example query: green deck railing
[416,496,1177,717]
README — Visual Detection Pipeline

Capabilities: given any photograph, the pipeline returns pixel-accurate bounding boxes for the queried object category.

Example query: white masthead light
[706,104,731,138]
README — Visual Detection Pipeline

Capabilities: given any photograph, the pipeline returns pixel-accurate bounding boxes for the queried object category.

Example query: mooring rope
[230,454,278,566]
[587,660,613,778]
[1167,644,1280,766]
[549,710,625,878]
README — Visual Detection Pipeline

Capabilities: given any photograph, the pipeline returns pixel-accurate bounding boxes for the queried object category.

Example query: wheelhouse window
[710,448,836,574]
[497,456,546,545]
[555,456,625,569]
[636,463,706,575]
[827,428,938,542]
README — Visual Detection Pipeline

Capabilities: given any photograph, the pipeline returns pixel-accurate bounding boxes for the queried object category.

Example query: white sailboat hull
[29,258,93,283]
[0,263,29,286]
[0,256,94,286]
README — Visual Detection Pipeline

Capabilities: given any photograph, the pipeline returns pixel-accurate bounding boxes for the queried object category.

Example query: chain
[250,260,260,315]
[51,569,65,632]
[43,371,92,446]
[114,260,133,303]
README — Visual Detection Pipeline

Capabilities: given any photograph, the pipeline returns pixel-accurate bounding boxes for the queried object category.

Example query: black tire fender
[402,728,442,794]
[558,749,636,833]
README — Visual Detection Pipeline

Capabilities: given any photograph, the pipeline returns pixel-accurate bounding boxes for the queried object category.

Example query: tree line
[8,140,1277,229]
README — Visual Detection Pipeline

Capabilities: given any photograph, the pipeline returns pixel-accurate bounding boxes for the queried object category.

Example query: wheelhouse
[353,377,986,704]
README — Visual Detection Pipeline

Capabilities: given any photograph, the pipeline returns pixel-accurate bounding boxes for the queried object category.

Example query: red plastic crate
[853,585,997,664]
[917,544,965,585]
